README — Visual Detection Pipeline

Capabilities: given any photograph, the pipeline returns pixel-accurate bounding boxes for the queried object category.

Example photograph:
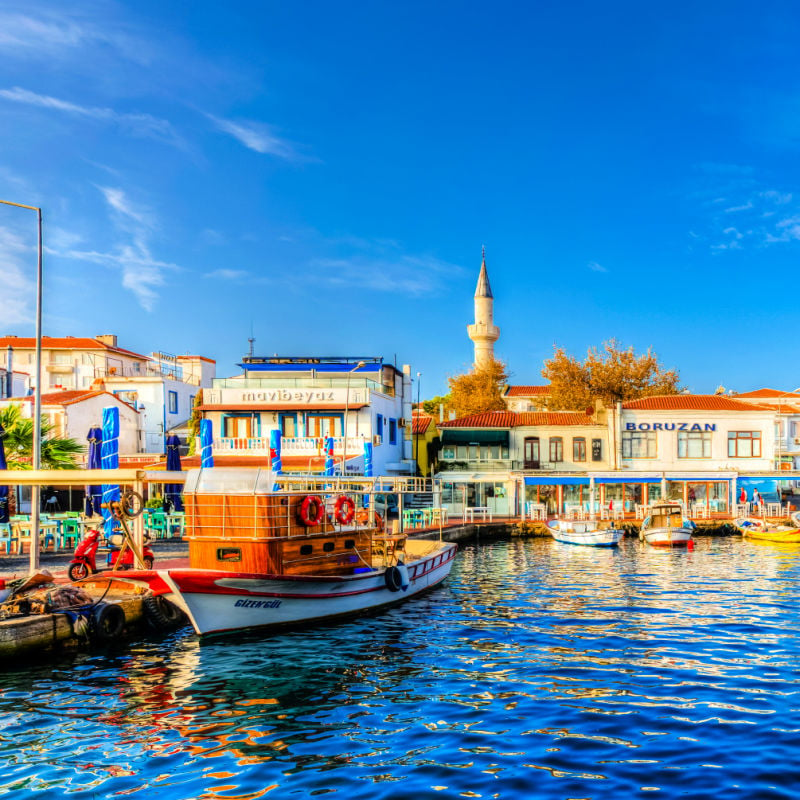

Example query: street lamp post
[342,361,366,475]
[0,199,43,572]
[414,372,421,476]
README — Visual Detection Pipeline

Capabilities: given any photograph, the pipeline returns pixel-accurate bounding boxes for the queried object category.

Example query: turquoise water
[2,536,800,798]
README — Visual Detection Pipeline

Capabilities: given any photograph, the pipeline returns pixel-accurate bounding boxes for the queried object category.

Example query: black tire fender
[144,595,185,629]
[384,566,402,592]
[92,602,125,641]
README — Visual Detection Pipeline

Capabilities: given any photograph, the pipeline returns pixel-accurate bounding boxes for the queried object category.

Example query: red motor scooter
[68,528,155,581]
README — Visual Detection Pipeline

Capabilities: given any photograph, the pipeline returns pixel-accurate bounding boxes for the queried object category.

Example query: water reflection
[1,536,799,798]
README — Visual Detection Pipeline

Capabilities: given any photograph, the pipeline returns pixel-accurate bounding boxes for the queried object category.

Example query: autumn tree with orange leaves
[542,340,681,411]
[447,358,509,418]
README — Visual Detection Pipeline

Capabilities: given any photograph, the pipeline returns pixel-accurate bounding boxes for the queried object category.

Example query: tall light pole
[0,199,43,572]
[414,372,421,476]
[342,360,365,475]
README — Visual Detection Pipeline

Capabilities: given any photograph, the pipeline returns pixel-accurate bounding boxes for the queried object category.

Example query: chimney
[96,334,118,347]
[439,403,444,423]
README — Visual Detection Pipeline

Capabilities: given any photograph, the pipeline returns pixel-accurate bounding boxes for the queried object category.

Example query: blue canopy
[85,426,103,516]
[593,476,662,484]
[164,434,184,512]
[324,436,335,476]
[363,440,373,478]
[524,476,590,486]
[101,407,120,537]
[200,419,214,468]
[0,423,8,524]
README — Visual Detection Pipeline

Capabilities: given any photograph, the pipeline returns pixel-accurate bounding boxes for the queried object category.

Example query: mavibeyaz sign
[626,422,716,431]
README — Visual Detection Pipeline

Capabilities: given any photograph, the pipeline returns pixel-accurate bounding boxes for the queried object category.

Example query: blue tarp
[736,477,782,503]
[593,476,662,484]
[85,426,103,516]
[200,419,214,468]
[101,407,120,537]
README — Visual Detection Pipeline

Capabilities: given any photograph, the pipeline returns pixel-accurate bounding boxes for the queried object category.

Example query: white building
[733,388,800,471]
[200,356,415,475]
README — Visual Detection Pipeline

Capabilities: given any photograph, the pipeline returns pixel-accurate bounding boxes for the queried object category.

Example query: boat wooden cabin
[183,469,381,577]
[647,503,685,529]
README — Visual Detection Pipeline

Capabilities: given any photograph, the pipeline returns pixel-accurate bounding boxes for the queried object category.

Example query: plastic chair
[60,518,81,550]
[0,523,14,554]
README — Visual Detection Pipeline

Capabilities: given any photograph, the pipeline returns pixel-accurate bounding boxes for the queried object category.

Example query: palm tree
[0,404,84,516]
[0,404,85,469]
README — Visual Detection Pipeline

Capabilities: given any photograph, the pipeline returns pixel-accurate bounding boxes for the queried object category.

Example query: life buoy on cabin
[299,495,325,527]
[334,495,356,525]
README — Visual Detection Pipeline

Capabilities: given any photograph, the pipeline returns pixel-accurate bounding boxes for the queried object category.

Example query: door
[308,415,340,438]
[524,437,540,470]
[279,413,297,438]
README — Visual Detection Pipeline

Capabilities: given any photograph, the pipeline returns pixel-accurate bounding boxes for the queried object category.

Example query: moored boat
[639,502,695,547]
[115,468,457,636]
[733,516,800,543]
[545,519,624,547]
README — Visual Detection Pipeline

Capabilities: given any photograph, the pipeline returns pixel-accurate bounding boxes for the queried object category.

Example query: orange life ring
[334,495,356,525]
[299,495,325,527]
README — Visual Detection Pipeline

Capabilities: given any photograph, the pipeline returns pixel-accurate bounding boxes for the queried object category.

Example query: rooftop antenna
[247,322,255,358]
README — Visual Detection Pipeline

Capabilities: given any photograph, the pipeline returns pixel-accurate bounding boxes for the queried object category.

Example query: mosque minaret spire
[467,246,500,368]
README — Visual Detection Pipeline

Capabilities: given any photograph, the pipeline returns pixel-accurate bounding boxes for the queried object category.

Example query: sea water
[1,536,799,799]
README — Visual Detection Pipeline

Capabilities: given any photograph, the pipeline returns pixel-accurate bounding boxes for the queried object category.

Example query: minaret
[467,246,500,368]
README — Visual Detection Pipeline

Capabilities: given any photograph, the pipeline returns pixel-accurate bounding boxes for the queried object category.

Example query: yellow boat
[733,517,800,543]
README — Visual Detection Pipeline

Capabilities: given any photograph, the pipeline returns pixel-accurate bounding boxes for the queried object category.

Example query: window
[189,394,196,410]
[168,390,178,414]
[678,430,712,458]
[622,431,657,458]
[389,418,397,445]
[442,445,455,459]
[549,437,563,462]
[591,439,602,461]
[728,431,761,457]
[376,415,384,437]
[573,437,586,462]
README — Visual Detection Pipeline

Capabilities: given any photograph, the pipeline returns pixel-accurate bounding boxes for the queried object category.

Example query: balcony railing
[215,435,368,454]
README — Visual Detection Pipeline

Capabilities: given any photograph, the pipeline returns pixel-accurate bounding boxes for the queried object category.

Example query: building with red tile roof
[503,384,552,412]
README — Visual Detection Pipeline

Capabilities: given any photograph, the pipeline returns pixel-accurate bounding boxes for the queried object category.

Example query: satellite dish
[585,406,595,416]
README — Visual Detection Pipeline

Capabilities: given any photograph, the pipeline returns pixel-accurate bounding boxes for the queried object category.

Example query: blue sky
[1,1,799,397]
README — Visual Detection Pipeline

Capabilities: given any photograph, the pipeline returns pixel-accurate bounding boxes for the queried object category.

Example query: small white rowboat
[545,519,624,547]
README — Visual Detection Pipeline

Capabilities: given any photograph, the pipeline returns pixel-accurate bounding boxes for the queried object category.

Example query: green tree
[187,389,204,456]
[542,339,681,411]
[421,394,451,418]
[0,403,84,469]
[447,359,509,418]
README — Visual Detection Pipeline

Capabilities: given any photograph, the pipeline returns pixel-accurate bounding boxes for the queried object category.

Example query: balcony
[214,435,368,454]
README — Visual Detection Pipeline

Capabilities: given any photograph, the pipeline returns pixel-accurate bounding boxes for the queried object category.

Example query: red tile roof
[735,388,800,399]
[6,389,138,410]
[412,413,433,434]
[439,410,595,428]
[505,385,552,396]
[623,394,769,411]
[0,336,149,360]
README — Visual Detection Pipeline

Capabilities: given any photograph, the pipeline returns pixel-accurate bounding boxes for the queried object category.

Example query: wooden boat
[639,502,695,547]
[545,519,624,547]
[733,516,800,543]
[116,468,457,636]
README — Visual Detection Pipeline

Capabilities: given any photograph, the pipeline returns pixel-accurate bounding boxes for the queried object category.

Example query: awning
[593,476,661,484]
[524,476,589,486]
[441,430,509,446]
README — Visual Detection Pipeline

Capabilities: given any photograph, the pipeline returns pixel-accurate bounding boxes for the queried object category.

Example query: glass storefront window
[648,483,662,504]
[456,445,467,460]
[442,446,455,460]
[667,481,684,503]
[624,483,643,511]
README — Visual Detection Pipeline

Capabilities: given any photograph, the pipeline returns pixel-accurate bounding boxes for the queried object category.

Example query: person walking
[752,488,761,510]
[739,486,747,505]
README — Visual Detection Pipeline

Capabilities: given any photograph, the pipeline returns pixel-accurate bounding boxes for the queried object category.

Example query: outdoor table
[691,503,710,519]
[430,507,449,525]
[766,502,782,517]
[564,503,583,520]
[464,506,491,523]
[11,519,59,554]
[735,503,749,517]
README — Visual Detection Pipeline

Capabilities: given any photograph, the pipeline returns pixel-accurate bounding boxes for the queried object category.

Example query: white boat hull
[135,543,458,636]
[546,521,624,547]
[640,527,694,547]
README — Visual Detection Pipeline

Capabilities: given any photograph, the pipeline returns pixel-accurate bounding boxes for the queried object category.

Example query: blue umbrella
[85,426,103,516]
[363,440,373,478]
[164,434,184,512]
[200,419,214,468]
[324,436,335,476]
[0,423,9,524]
[101,407,120,538]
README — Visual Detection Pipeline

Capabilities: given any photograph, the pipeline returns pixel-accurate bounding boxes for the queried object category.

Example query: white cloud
[205,268,249,280]
[588,261,607,273]
[0,86,184,148]
[97,186,153,228]
[0,225,34,324]
[208,114,310,161]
